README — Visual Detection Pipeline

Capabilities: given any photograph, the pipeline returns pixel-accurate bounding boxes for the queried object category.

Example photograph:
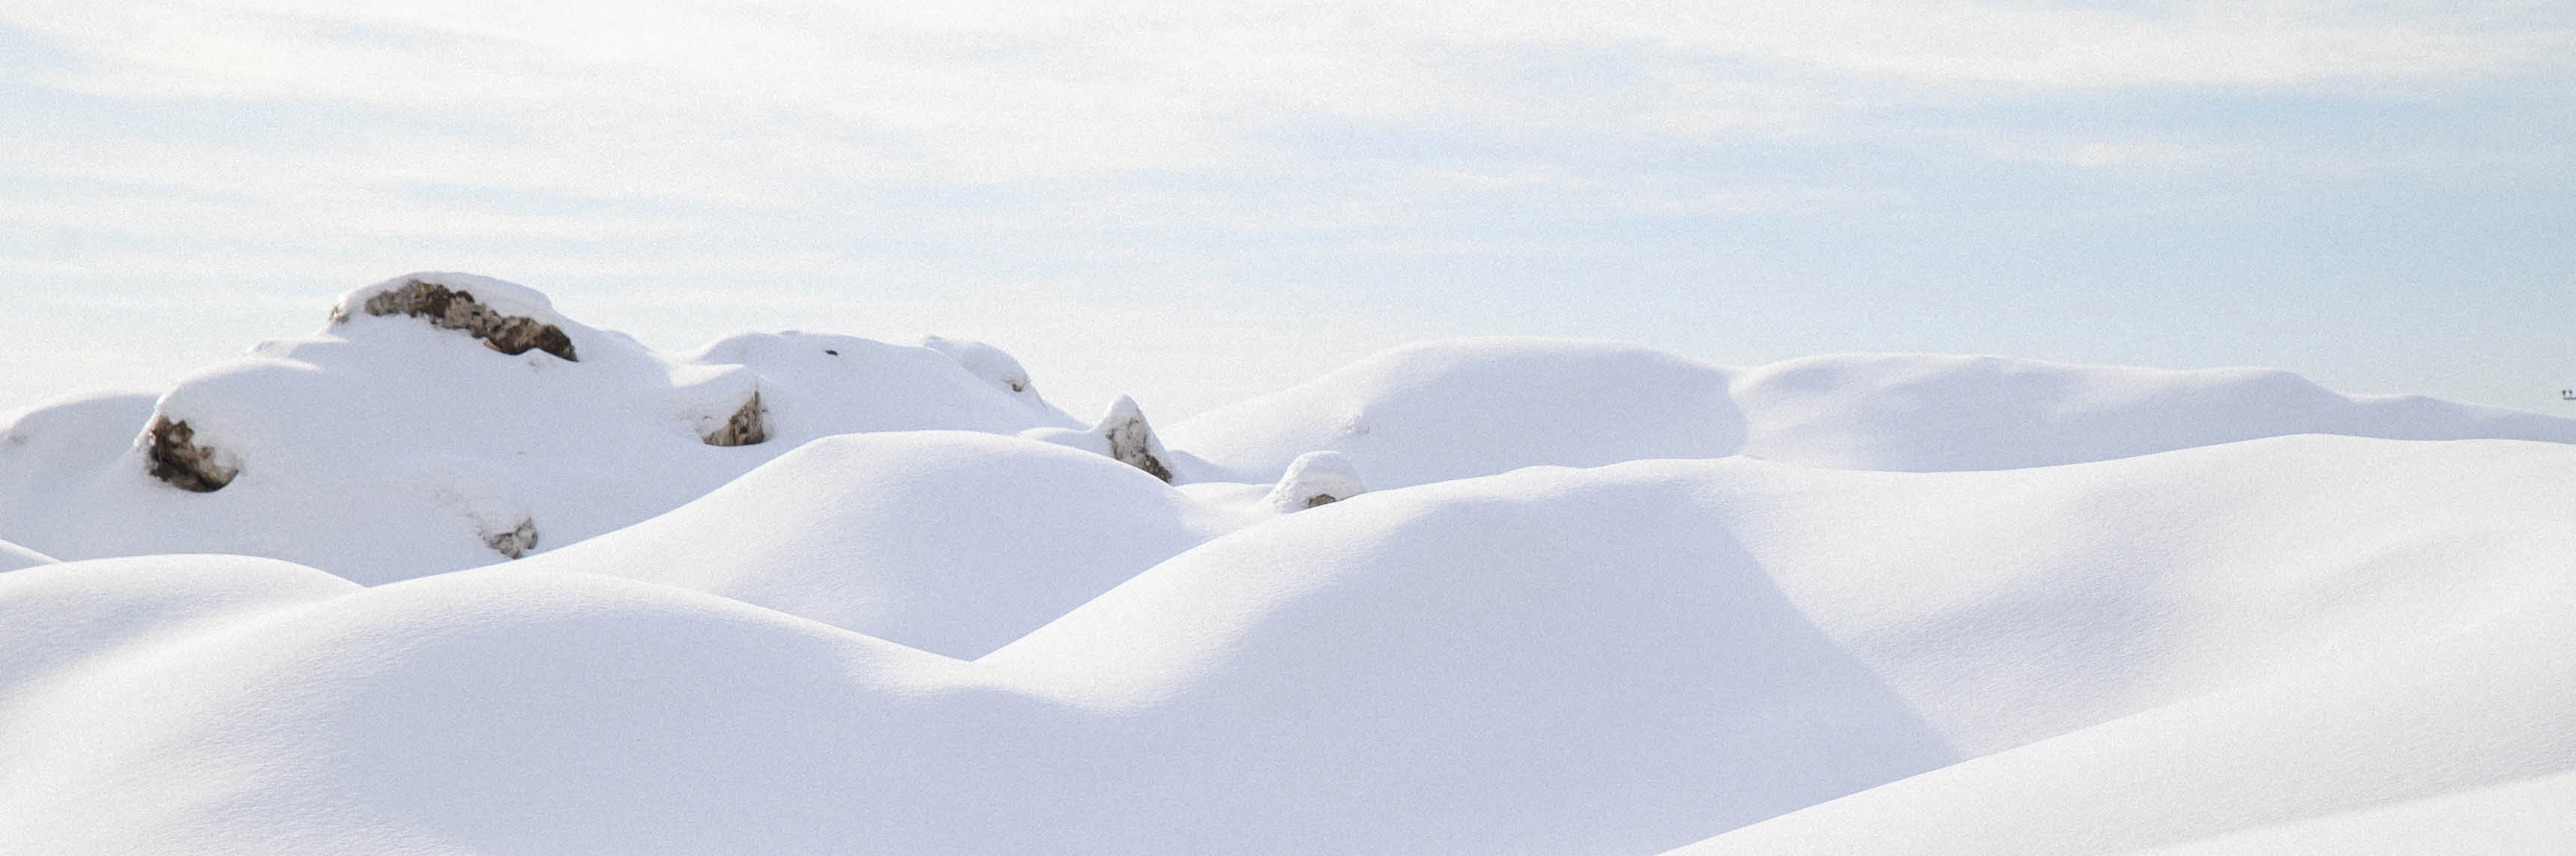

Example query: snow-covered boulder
[921,334,1046,402]
[1262,450,1367,511]
[1023,394,1179,482]
[329,274,580,362]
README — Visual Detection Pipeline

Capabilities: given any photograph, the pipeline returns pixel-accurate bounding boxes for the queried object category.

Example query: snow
[509,430,1240,659]
[1170,339,2576,487]
[1262,449,1367,510]
[1668,599,2576,855]
[0,540,47,571]
[6,273,2576,852]
[0,273,1079,583]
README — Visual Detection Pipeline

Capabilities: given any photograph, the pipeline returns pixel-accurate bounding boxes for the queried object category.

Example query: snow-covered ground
[4,274,2572,853]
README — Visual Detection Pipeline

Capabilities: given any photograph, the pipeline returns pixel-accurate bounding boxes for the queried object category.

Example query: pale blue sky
[4,1,2571,420]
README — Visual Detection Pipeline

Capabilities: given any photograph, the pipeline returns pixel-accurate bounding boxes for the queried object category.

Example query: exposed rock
[338,279,579,362]
[483,517,539,559]
[142,415,237,493]
[702,391,771,447]
[1263,450,1367,512]
[1098,395,1174,482]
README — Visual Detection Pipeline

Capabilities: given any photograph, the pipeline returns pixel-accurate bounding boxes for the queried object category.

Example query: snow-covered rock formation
[1263,450,1367,511]
[0,273,1083,582]
[1022,394,1180,482]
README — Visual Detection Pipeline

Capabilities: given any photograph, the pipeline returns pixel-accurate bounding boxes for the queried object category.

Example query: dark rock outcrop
[703,391,771,447]
[484,517,539,559]
[142,416,237,493]
[336,280,579,361]
[1098,396,1174,482]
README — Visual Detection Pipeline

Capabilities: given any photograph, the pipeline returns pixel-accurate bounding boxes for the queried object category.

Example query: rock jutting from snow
[482,517,539,559]
[141,415,237,493]
[702,391,771,447]
[1263,450,1367,511]
[1097,395,1174,482]
[336,279,579,362]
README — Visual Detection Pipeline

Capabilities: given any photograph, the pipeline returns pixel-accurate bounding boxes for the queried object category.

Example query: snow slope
[511,430,1250,659]
[1670,602,2576,855]
[8,434,2575,852]
[0,535,49,571]
[7,274,2576,852]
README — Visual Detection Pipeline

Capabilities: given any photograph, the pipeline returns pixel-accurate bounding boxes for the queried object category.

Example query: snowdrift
[511,430,1248,659]
[1171,339,2576,485]
[6,273,2576,852]
[9,437,2576,852]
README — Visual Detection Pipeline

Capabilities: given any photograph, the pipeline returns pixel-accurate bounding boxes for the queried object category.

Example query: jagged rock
[483,517,539,559]
[702,391,770,447]
[335,279,579,362]
[1263,450,1367,511]
[1096,395,1174,482]
[141,415,237,493]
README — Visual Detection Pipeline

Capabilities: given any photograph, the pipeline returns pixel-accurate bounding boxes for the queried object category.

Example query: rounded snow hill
[1728,353,2576,471]
[0,273,1084,582]
[7,435,2576,852]
[0,555,358,694]
[1165,337,1748,488]
[513,431,1240,659]
[1167,339,2576,486]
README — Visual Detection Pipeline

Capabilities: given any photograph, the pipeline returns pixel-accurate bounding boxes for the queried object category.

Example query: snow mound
[0,274,1082,582]
[5,435,2575,852]
[1729,353,2576,471]
[330,274,580,362]
[1668,605,2576,855]
[1166,338,1747,487]
[1169,340,2576,486]
[12,286,2576,851]
[515,431,1237,659]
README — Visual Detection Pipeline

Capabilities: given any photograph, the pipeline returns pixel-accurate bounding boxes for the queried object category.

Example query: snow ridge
[5,273,2576,853]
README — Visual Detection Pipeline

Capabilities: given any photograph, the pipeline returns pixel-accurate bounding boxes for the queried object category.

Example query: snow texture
[6,273,2576,853]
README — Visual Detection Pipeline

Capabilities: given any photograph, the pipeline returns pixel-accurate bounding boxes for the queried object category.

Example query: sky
[3,0,2572,421]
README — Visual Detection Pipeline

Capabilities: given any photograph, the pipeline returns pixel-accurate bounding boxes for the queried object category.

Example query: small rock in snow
[482,517,539,559]
[141,415,237,493]
[1264,450,1367,511]
[702,391,771,447]
[1097,395,1174,482]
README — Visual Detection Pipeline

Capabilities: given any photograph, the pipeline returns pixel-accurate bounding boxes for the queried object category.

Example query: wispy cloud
[4,1,2572,415]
